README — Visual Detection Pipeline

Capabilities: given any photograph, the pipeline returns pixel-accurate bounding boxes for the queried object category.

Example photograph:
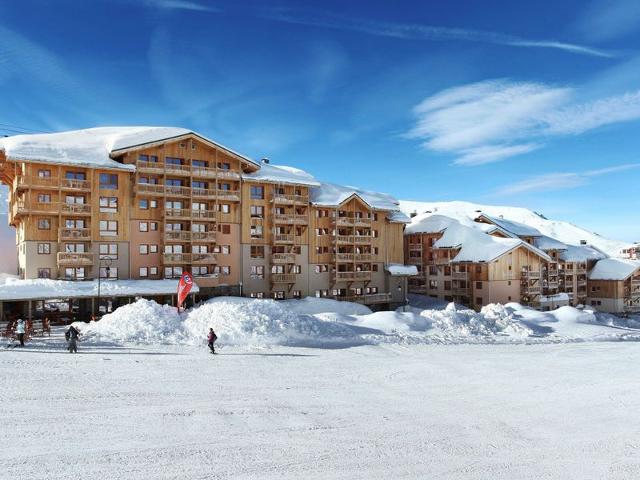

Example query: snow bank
[78,295,640,349]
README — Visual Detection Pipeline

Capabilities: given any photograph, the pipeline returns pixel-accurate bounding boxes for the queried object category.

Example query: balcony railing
[163,253,191,264]
[273,214,309,225]
[164,208,192,220]
[191,231,216,242]
[452,272,468,280]
[136,160,165,173]
[452,287,470,296]
[340,293,393,305]
[336,253,373,262]
[60,178,91,190]
[215,189,241,202]
[271,273,298,283]
[136,183,164,195]
[164,185,191,197]
[335,235,373,245]
[192,253,217,264]
[61,203,91,215]
[274,234,295,244]
[191,187,218,197]
[273,193,308,204]
[522,285,542,295]
[15,175,60,190]
[271,253,296,264]
[164,231,191,242]
[14,201,59,216]
[521,270,541,279]
[407,257,422,265]
[57,252,94,266]
[165,163,192,175]
[191,209,217,220]
[334,271,372,281]
[434,257,450,265]
[59,228,91,241]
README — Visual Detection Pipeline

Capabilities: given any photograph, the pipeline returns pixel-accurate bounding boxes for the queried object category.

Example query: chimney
[261,157,270,164]
[580,240,587,245]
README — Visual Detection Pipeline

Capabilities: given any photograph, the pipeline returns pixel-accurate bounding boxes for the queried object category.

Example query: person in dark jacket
[65,325,81,353]
[15,318,26,347]
[207,328,217,354]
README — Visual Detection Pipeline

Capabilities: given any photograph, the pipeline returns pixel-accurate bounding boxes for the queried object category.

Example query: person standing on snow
[207,328,217,354]
[15,318,26,347]
[65,325,81,353]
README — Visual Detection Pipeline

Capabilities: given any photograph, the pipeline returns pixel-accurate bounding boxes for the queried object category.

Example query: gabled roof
[588,258,640,281]
[406,214,552,263]
[0,126,259,171]
[310,182,400,211]
[534,235,569,252]
[242,162,320,186]
[475,214,543,238]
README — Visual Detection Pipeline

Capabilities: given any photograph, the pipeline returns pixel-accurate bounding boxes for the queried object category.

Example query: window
[150,200,157,208]
[250,225,263,238]
[314,265,329,273]
[250,265,264,279]
[38,219,51,230]
[139,244,149,255]
[292,265,301,274]
[220,224,231,235]
[150,267,158,276]
[476,297,483,305]
[476,282,483,290]
[251,246,264,258]
[99,197,117,212]
[218,162,230,170]
[65,219,85,229]
[99,220,118,236]
[193,245,208,254]
[64,243,85,253]
[99,267,118,279]
[193,266,209,276]
[139,267,148,278]
[272,265,285,274]
[220,204,230,213]
[250,205,264,217]
[164,244,183,254]
[37,194,51,203]
[37,243,51,254]
[99,173,118,189]
[139,222,148,232]
[250,292,265,299]
[99,244,117,259]
[150,222,158,231]
[165,156,183,165]
[273,291,285,300]
[139,199,149,209]
[64,267,85,280]
[164,266,183,279]
[220,245,230,255]
[221,266,230,276]
[372,265,378,272]
[250,186,264,199]
[292,290,301,299]
[38,169,51,178]
[38,268,51,279]
[65,195,85,205]
[150,244,158,253]
[429,280,438,289]
[65,171,86,180]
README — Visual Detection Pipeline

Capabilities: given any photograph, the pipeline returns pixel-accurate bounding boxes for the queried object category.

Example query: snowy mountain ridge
[398,200,631,257]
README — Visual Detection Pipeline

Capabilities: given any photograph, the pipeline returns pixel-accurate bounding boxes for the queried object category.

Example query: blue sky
[1,0,640,242]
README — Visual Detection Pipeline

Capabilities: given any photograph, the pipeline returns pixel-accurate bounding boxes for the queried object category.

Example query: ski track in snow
[1,338,640,479]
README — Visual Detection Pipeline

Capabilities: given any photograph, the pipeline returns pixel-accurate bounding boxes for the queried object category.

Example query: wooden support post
[28,300,32,321]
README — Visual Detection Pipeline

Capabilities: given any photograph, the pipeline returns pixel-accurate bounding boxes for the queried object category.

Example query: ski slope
[399,200,630,256]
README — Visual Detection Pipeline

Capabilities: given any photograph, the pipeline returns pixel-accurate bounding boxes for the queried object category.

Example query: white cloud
[575,0,640,42]
[494,163,640,196]
[142,0,219,12]
[260,8,615,58]
[408,79,640,165]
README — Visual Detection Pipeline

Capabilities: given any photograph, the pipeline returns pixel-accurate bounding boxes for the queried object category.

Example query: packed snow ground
[76,295,640,347]
[2,337,640,479]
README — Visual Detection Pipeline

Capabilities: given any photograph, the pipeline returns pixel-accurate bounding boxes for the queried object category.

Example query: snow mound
[281,297,372,316]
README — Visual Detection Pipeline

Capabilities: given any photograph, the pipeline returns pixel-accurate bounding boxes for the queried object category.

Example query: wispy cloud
[494,163,640,196]
[260,7,615,58]
[141,0,219,12]
[407,79,640,165]
[575,0,640,42]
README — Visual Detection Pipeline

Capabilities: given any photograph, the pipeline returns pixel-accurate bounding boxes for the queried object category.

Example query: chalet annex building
[0,127,412,310]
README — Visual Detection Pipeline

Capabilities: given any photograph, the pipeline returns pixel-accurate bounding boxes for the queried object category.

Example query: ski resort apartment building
[405,212,640,314]
[0,127,412,310]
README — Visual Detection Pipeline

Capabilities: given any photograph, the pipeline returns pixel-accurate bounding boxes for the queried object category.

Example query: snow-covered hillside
[399,200,630,257]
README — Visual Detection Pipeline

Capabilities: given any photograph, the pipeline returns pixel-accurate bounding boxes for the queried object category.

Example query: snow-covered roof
[0,278,199,301]
[559,244,608,263]
[406,215,551,263]
[475,214,542,238]
[310,182,400,211]
[0,126,258,171]
[588,258,640,281]
[539,292,570,303]
[385,264,418,276]
[388,210,412,224]
[534,235,568,251]
[242,163,320,186]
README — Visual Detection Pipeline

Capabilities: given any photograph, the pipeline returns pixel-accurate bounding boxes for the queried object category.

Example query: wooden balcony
[271,273,298,284]
[215,189,241,202]
[163,253,191,265]
[60,178,91,191]
[191,209,217,221]
[191,231,216,242]
[57,252,94,266]
[271,253,296,264]
[192,253,217,264]
[136,160,165,173]
[164,208,193,220]
[190,187,216,198]
[335,216,372,227]
[13,201,59,216]
[215,169,241,180]
[14,175,60,190]
[407,257,422,265]
[408,244,422,251]
[341,293,393,305]
[335,235,372,245]
[136,183,164,196]
[274,234,295,244]
[434,257,450,265]
[164,163,192,176]
[164,185,191,197]
[273,214,308,225]
[164,231,191,242]
[273,193,308,205]
[452,272,468,280]
[334,271,371,282]
[521,285,541,295]
[336,253,373,262]
[521,270,541,279]
[452,286,470,296]
[59,228,91,241]
[61,203,91,215]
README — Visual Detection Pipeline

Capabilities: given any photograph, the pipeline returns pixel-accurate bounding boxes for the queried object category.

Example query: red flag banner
[177,272,193,309]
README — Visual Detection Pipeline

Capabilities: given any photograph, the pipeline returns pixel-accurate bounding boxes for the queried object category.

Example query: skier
[207,328,217,354]
[65,325,81,353]
[15,318,26,347]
